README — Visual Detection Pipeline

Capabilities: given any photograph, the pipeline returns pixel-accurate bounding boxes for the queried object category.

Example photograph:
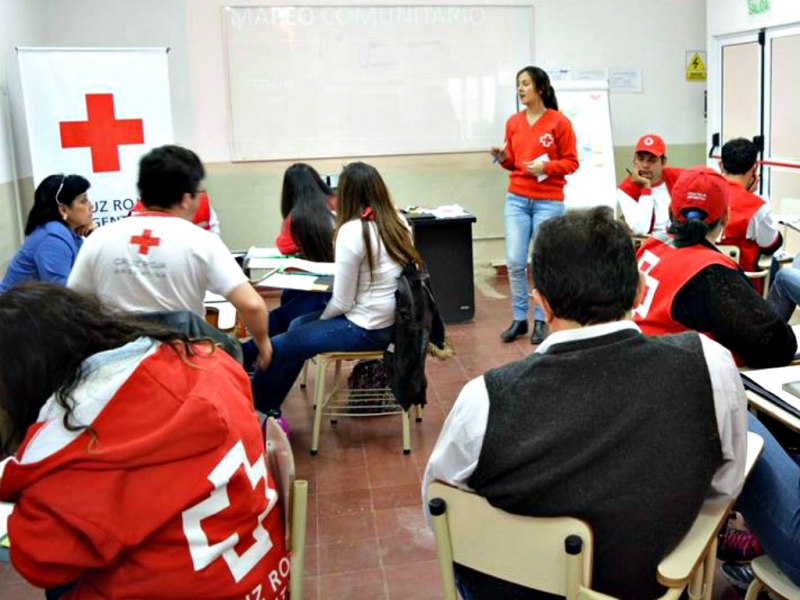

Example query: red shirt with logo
[499,109,579,201]
[0,341,289,600]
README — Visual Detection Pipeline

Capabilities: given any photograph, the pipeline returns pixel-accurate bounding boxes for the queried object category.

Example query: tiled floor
[0,271,746,599]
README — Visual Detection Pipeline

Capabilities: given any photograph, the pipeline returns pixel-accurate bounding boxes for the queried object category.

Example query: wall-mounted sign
[686,51,707,81]
[748,0,770,16]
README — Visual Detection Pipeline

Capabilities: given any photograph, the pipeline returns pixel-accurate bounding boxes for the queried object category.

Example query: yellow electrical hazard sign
[686,51,707,81]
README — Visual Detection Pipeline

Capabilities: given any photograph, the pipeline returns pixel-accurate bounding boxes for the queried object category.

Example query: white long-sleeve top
[320,219,404,330]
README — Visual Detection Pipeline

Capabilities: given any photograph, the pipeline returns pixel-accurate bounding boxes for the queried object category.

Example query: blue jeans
[269,289,332,336]
[504,193,566,322]
[767,263,800,322]
[249,311,394,413]
[737,413,800,586]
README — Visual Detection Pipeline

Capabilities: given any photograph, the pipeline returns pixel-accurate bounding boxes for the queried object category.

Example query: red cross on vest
[60,93,144,173]
[130,229,161,255]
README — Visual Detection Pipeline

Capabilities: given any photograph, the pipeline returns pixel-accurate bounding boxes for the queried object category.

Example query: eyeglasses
[54,175,67,206]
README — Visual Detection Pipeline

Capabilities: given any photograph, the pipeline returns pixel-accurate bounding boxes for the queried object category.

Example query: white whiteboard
[223,5,534,161]
[554,81,617,211]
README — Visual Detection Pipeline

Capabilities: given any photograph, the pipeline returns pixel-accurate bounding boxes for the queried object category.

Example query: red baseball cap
[670,166,729,224]
[634,134,667,157]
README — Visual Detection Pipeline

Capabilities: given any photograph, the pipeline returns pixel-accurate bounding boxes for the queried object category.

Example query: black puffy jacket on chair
[384,263,446,410]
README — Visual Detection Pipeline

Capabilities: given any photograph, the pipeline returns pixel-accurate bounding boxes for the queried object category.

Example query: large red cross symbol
[130,229,161,255]
[60,93,144,173]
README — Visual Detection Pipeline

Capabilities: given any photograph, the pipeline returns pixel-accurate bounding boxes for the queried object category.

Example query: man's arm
[617,178,655,235]
[697,335,748,498]
[673,265,797,368]
[749,204,782,254]
[226,282,271,369]
[421,376,490,521]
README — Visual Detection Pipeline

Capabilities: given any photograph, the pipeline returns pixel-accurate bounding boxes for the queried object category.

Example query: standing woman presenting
[491,66,579,344]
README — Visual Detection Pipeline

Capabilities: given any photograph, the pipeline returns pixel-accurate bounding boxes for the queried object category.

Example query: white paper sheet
[257,273,321,291]
[741,364,800,414]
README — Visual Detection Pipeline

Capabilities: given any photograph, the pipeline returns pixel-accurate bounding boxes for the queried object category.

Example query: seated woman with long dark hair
[269,163,336,335]
[0,283,289,600]
[251,162,421,423]
[0,174,93,292]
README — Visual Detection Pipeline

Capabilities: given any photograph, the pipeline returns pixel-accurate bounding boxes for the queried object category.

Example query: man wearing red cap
[633,166,795,368]
[718,138,782,288]
[617,134,684,235]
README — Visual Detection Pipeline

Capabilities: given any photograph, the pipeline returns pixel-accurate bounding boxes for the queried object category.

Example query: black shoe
[530,320,548,345]
[500,320,528,342]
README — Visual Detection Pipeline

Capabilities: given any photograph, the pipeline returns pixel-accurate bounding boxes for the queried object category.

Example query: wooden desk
[746,390,800,433]
[657,432,764,600]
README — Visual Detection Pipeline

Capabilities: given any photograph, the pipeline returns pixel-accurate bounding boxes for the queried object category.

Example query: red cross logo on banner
[130,229,161,255]
[60,93,144,173]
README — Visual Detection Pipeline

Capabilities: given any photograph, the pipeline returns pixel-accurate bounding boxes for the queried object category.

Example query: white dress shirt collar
[535,319,641,354]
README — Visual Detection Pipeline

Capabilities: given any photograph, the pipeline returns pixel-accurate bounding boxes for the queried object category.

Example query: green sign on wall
[748,0,770,16]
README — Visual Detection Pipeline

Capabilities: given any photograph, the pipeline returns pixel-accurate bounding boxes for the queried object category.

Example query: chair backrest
[266,417,295,542]
[427,481,593,599]
[715,244,741,265]
[265,417,308,600]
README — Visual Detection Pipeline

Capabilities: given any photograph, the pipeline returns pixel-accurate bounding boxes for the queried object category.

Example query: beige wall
[207,142,707,264]
[1,0,709,270]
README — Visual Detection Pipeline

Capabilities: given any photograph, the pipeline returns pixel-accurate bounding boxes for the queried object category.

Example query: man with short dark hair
[617,134,684,235]
[423,207,747,599]
[719,137,781,281]
[69,145,271,368]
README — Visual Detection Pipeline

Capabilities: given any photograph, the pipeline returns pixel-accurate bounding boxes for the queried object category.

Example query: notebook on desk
[741,365,800,420]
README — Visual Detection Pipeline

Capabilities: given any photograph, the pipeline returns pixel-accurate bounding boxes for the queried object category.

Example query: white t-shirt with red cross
[68,212,247,317]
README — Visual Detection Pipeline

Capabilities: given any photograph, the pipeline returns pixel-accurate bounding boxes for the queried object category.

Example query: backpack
[347,359,396,413]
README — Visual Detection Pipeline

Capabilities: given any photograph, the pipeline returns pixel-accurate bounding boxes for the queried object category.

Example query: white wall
[186,0,707,162]
[0,0,46,181]
[708,0,800,36]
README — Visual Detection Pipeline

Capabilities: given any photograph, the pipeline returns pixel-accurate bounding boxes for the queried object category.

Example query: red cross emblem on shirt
[59,93,144,173]
[130,229,161,255]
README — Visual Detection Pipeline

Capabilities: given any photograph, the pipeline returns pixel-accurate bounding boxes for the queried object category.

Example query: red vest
[634,234,738,337]
[719,180,765,274]
[131,191,212,231]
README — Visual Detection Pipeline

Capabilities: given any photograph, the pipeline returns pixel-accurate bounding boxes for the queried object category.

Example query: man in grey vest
[423,207,748,599]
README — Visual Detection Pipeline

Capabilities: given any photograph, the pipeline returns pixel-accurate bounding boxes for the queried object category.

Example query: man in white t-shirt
[68,145,271,368]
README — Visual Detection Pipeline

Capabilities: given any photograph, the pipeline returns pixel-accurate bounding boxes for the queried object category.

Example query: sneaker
[717,528,764,562]
[720,561,755,591]
[274,415,291,439]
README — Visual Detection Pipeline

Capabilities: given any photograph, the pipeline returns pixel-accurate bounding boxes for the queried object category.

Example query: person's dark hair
[137,145,205,209]
[281,163,335,261]
[668,211,722,248]
[517,66,558,111]
[280,163,334,219]
[532,207,639,325]
[24,174,91,236]
[721,137,758,175]
[0,283,200,454]
[336,162,422,279]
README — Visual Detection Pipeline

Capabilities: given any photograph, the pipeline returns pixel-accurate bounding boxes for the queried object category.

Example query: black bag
[346,359,396,413]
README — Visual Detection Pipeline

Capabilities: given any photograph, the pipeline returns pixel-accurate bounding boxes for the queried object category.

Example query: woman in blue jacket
[0,174,93,292]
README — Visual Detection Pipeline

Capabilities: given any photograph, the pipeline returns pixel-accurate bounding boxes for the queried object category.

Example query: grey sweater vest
[465,329,722,600]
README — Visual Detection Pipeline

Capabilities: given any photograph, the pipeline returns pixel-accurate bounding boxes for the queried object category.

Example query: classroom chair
[428,432,765,600]
[265,417,308,600]
[744,556,800,600]
[716,244,770,296]
[310,350,423,456]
